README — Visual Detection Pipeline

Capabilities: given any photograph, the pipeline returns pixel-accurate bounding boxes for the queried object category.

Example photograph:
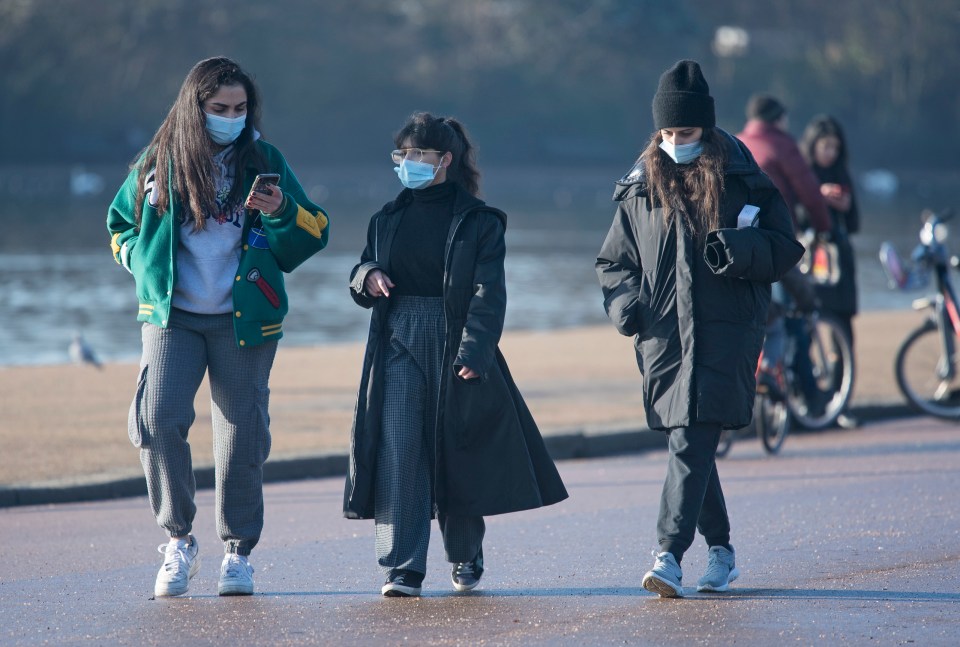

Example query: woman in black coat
[346,112,568,598]
[800,115,860,428]
[596,61,803,598]
[799,115,859,343]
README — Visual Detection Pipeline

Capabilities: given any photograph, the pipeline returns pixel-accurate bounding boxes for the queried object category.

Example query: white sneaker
[218,553,254,596]
[154,535,200,597]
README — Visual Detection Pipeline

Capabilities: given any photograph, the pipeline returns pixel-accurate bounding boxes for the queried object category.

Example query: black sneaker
[381,569,423,597]
[451,547,484,592]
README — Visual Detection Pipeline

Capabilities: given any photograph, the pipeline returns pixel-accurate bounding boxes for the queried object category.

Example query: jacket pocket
[447,365,514,450]
[127,364,151,448]
[636,269,660,338]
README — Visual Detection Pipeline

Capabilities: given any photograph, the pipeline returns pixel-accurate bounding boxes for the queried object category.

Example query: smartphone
[249,173,280,196]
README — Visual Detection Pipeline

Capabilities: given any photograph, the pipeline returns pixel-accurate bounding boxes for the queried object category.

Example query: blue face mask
[659,139,703,164]
[205,112,246,145]
[394,159,439,189]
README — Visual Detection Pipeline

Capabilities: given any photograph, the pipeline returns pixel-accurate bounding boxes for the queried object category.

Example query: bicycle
[715,347,791,458]
[756,358,791,453]
[880,208,960,420]
[783,307,855,430]
[716,301,854,458]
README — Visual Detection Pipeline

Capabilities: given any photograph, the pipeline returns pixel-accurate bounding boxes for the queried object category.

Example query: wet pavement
[2,416,959,646]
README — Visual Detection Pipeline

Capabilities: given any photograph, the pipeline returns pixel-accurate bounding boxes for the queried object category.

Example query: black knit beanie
[652,60,716,130]
[746,93,786,123]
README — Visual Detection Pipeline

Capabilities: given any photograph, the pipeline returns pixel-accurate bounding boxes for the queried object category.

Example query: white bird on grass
[69,332,102,369]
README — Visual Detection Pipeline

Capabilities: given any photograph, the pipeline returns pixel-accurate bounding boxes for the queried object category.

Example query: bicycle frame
[882,208,960,420]
[911,215,960,385]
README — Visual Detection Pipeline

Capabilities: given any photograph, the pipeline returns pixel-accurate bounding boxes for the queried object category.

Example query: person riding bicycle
[736,94,834,418]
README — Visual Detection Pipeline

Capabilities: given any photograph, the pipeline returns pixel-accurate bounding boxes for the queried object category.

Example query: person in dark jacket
[346,112,568,598]
[800,114,861,428]
[596,60,804,598]
[799,114,859,342]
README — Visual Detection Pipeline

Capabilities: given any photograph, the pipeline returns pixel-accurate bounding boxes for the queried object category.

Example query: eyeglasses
[391,148,444,164]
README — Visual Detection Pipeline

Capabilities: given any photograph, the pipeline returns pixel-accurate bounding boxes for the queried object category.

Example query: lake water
[0,220,928,367]
[0,162,947,367]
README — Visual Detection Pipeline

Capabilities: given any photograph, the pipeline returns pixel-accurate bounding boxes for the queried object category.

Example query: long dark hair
[641,127,726,240]
[394,112,480,197]
[132,56,265,230]
[800,114,850,183]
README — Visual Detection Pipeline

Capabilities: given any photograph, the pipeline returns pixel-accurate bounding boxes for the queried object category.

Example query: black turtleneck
[390,181,457,297]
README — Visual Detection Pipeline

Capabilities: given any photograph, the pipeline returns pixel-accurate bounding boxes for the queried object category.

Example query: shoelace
[222,554,253,578]
[703,550,731,577]
[702,562,728,583]
[454,561,476,577]
[650,549,681,578]
[157,541,191,574]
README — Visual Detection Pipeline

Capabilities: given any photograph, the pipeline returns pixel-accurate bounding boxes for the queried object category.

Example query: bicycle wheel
[787,313,855,430]
[896,319,960,420]
[755,392,790,454]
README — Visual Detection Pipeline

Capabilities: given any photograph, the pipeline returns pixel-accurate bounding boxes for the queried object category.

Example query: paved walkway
[1,417,958,646]
[0,310,922,505]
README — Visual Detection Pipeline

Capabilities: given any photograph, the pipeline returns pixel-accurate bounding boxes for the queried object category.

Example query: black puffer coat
[596,129,804,431]
[344,184,568,519]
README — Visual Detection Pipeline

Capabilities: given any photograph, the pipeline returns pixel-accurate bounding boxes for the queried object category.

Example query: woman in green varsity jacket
[106,56,329,599]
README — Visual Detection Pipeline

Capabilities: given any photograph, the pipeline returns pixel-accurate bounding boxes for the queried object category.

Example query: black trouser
[657,421,731,563]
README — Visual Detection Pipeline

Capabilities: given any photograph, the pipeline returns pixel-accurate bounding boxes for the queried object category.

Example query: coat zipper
[432,210,467,516]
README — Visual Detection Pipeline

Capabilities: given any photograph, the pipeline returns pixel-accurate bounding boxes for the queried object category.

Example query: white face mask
[205,112,246,145]
[659,139,703,164]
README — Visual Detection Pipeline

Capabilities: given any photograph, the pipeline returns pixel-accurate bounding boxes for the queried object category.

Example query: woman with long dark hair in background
[800,115,859,342]
[801,114,861,427]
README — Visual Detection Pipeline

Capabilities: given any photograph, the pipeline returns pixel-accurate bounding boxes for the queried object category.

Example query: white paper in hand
[737,204,760,229]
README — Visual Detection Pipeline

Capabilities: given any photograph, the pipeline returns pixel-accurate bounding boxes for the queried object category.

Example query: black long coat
[596,129,805,431]
[811,165,860,317]
[343,185,568,519]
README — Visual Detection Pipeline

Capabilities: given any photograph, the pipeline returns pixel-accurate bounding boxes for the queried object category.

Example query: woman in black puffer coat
[596,61,803,599]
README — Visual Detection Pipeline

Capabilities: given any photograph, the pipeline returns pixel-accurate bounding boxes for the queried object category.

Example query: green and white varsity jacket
[106,140,329,349]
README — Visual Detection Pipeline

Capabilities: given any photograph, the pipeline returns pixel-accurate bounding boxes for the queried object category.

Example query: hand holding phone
[249,173,280,197]
[821,182,851,211]
[245,173,283,213]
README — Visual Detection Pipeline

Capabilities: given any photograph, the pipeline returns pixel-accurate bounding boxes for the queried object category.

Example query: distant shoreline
[0,306,921,369]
